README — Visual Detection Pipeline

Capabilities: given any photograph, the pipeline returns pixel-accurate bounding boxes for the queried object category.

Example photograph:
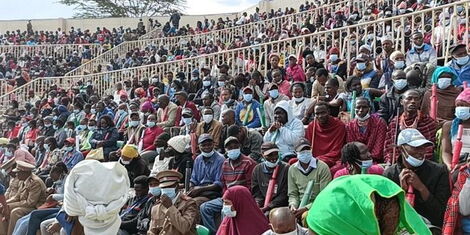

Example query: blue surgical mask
[455,55,470,66]
[360,159,373,169]
[161,187,177,200]
[243,94,253,102]
[393,79,407,90]
[4,150,12,157]
[129,120,140,127]
[414,43,424,49]
[203,80,211,87]
[44,123,52,128]
[404,152,425,167]
[227,148,241,160]
[149,187,161,197]
[183,117,192,125]
[202,150,214,158]
[147,121,156,127]
[455,106,470,120]
[73,109,80,114]
[218,81,225,87]
[91,109,97,114]
[356,62,366,71]
[88,126,97,132]
[437,78,452,90]
[53,125,58,130]
[297,150,312,163]
[264,160,279,168]
[330,54,338,62]
[221,204,237,217]
[44,144,50,151]
[64,146,74,152]
[269,89,279,99]
[76,125,86,132]
[394,60,405,69]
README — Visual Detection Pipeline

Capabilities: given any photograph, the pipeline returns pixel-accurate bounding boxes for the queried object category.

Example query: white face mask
[203,114,213,124]
[293,97,304,103]
[120,158,131,165]
[221,204,237,217]
[356,112,370,121]
[437,78,452,90]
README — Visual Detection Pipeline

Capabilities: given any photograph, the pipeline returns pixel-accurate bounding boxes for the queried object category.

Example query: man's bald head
[221,109,236,125]
[391,70,406,80]
[157,95,170,108]
[269,207,296,234]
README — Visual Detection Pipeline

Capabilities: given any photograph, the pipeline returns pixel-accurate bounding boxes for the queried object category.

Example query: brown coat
[196,120,223,147]
[421,86,461,125]
[7,174,46,210]
[147,194,198,235]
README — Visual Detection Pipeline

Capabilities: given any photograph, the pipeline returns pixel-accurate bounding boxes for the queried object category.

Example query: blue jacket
[62,150,84,170]
[446,60,470,86]
[235,100,261,128]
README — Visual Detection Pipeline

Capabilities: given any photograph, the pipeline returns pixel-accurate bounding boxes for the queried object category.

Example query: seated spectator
[196,108,223,148]
[264,100,305,161]
[252,142,289,213]
[219,88,239,119]
[217,186,269,235]
[379,50,406,89]
[37,137,62,177]
[178,108,197,136]
[188,134,224,205]
[289,83,312,121]
[447,44,470,86]
[138,114,164,153]
[118,144,150,186]
[326,47,347,79]
[0,161,46,235]
[61,137,84,170]
[288,138,331,220]
[271,69,291,98]
[346,97,387,162]
[264,83,289,127]
[267,54,287,83]
[156,95,179,130]
[134,174,161,235]
[305,101,346,174]
[334,142,384,178]
[150,133,171,174]
[114,103,129,131]
[353,53,380,89]
[378,70,410,123]
[175,91,200,122]
[202,93,221,121]
[94,101,115,120]
[219,109,237,152]
[286,55,306,82]
[91,115,119,160]
[52,119,67,148]
[421,67,461,124]
[63,160,130,234]
[124,112,145,145]
[166,135,193,182]
[384,128,450,227]
[40,117,55,137]
[227,125,263,162]
[200,137,256,233]
[4,142,35,165]
[118,176,151,235]
[406,31,437,66]
[262,207,309,235]
[148,170,198,235]
[306,175,431,234]
[384,90,436,163]
[235,87,261,128]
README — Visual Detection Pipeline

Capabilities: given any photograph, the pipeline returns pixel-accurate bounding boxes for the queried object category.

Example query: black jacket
[124,157,151,187]
[377,87,405,124]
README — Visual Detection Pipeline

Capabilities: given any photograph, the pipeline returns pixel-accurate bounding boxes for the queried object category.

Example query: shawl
[443,166,469,235]
[346,114,387,162]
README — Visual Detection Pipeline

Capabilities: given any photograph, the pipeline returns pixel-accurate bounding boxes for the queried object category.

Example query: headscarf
[456,88,470,103]
[306,175,431,235]
[63,160,130,235]
[431,66,458,84]
[216,186,269,235]
[451,88,470,140]
[140,100,155,113]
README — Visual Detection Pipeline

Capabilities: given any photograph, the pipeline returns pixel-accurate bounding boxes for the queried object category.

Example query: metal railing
[1,1,468,110]
[63,0,355,77]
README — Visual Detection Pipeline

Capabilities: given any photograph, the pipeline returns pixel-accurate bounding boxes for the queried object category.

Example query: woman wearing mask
[334,142,384,178]
[289,83,312,121]
[217,186,270,235]
[379,51,406,89]
[138,114,164,155]
[90,115,119,161]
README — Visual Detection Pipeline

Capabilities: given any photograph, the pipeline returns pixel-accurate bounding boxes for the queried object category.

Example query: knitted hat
[121,144,139,159]
[168,135,190,153]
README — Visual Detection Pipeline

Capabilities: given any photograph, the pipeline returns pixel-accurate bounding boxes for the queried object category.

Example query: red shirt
[141,126,164,151]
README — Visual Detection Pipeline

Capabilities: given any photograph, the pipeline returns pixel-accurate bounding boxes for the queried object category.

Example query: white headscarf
[63,160,130,235]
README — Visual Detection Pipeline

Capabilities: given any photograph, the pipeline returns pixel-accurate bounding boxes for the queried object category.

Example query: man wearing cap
[406,32,437,66]
[61,138,83,170]
[119,144,150,187]
[200,137,256,233]
[0,161,46,235]
[134,174,160,234]
[288,138,331,220]
[265,100,305,161]
[286,55,306,82]
[188,134,224,204]
[447,44,470,86]
[235,86,261,128]
[384,90,436,163]
[384,128,450,227]
[175,91,200,122]
[4,143,35,166]
[196,107,223,148]
[227,124,263,162]
[252,142,289,214]
[353,53,380,89]
[264,83,289,127]
[148,170,198,235]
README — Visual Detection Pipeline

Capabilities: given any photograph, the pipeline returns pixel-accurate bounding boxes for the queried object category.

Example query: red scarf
[306,116,346,166]
[346,114,387,162]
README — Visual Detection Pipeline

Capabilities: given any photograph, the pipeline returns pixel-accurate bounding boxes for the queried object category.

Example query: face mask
[227,148,241,160]
[183,117,192,125]
[156,147,164,155]
[221,204,237,217]
[161,187,177,200]
[269,89,279,99]
[264,160,278,168]
[360,159,373,169]
[203,114,213,124]
[88,126,97,132]
[455,106,470,120]
[218,81,225,87]
[404,152,425,167]
[53,125,59,130]
[91,109,97,114]
[297,150,312,163]
[191,76,199,81]
[356,112,370,121]
[44,123,52,128]
[356,62,366,71]
[147,121,156,127]
[4,150,12,157]
[330,54,338,62]
[393,79,407,90]
[399,9,406,14]
[394,60,405,69]
[437,78,452,90]
[64,146,74,152]
[413,43,424,49]
[203,80,211,87]
[120,158,131,165]
[455,55,470,65]
[293,97,304,103]
[151,78,159,84]
[44,144,50,151]
[149,187,161,196]
[202,150,214,158]
[243,94,253,102]
[76,125,86,131]
[351,39,356,45]
[73,109,80,113]
[129,120,140,127]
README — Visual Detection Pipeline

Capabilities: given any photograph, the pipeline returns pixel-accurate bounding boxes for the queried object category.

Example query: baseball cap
[397,129,433,147]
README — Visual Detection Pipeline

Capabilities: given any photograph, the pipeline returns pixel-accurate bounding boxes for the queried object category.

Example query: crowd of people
[0,0,469,234]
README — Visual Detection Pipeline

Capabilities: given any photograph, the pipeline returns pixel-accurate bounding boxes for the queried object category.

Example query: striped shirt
[221,154,256,191]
